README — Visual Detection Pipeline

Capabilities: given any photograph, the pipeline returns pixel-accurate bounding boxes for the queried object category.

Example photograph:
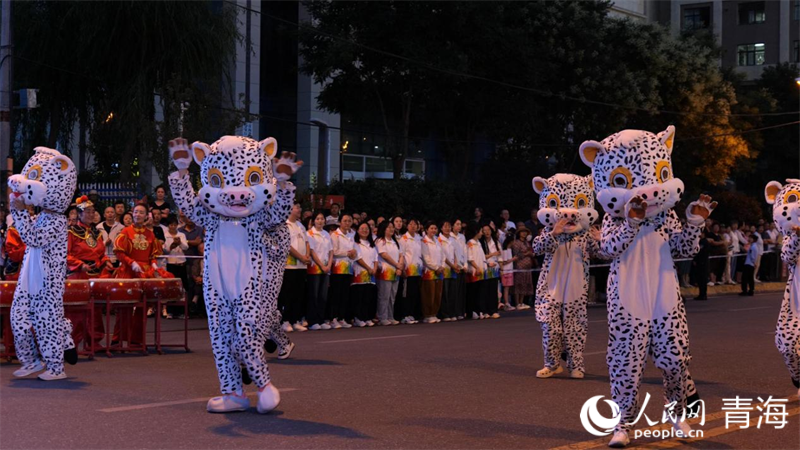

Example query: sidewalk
[679,280,786,298]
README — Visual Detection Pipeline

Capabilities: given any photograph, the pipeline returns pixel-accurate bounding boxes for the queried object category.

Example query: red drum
[142,279,184,302]
[63,280,91,305]
[90,279,142,303]
[0,281,16,308]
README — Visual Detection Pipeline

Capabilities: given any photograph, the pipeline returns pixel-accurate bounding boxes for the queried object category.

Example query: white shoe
[309,324,322,331]
[670,416,692,438]
[570,369,585,379]
[433,317,441,323]
[506,305,516,311]
[339,320,352,329]
[207,392,249,413]
[366,320,375,327]
[536,366,564,378]
[391,319,400,325]
[320,323,332,330]
[278,342,295,360]
[457,315,465,320]
[480,313,488,319]
[281,322,293,333]
[707,282,715,286]
[354,319,366,327]
[608,430,630,448]
[292,322,307,332]
[380,319,393,326]
[301,319,309,327]
[472,312,480,320]
[13,361,45,377]
[257,383,281,414]
[38,370,67,381]
[330,319,342,329]
[490,313,500,319]
[423,317,434,324]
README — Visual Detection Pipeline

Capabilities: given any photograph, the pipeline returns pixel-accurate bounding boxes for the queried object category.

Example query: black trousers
[350,283,377,321]
[466,280,484,317]
[278,269,306,324]
[742,264,755,294]
[328,274,352,321]
[306,274,329,326]
[395,276,421,319]
[483,278,499,314]
[166,263,187,315]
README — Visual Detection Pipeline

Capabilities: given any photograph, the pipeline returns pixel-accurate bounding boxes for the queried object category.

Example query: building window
[682,6,711,31]
[794,40,800,62]
[737,43,766,66]
[738,2,766,24]
[795,1,800,20]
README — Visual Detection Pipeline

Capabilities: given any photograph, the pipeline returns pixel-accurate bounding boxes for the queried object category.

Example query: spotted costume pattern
[168,135,295,395]
[532,174,599,375]
[580,126,708,433]
[8,147,77,376]
[764,179,800,392]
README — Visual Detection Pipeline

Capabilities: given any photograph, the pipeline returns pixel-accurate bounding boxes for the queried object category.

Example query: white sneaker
[330,319,342,329]
[257,383,281,414]
[480,313,488,319]
[301,319,309,327]
[278,342,295,360]
[536,366,564,378]
[707,282,715,286]
[506,305,516,311]
[354,319,366,327]
[320,323,332,330]
[390,319,400,325]
[608,430,630,448]
[13,361,45,377]
[423,317,434,324]
[339,320,352,329]
[309,324,322,331]
[292,322,307,332]
[38,370,68,381]
[570,369,585,379]
[207,392,249,413]
[281,322,293,333]
[472,312,480,320]
[670,416,692,438]
[366,320,375,327]
[490,313,500,319]
[380,319,393,326]
[457,315,465,320]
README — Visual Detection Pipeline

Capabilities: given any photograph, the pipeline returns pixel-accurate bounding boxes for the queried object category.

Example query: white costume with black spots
[532,174,599,374]
[580,126,709,434]
[764,179,800,393]
[168,135,294,395]
[8,147,77,375]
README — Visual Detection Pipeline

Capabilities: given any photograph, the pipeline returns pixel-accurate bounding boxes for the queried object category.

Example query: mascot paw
[256,383,281,414]
[168,138,193,171]
[686,194,717,225]
[273,152,303,183]
[624,196,647,224]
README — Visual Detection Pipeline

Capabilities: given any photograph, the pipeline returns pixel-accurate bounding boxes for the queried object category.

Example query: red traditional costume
[1,226,24,355]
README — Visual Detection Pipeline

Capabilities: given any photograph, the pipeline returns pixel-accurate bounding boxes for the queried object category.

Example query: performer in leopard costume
[8,147,78,381]
[579,126,716,447]
[531,174,600,380]
[764,179,800,398]
[168,135,301,413]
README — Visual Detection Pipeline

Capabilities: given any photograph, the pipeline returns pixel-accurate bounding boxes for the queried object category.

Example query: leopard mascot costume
[764,179,800,399]
[531,174,600,380]
[8,147,77,381]
[579,126,715,447]
[168,135,300,413]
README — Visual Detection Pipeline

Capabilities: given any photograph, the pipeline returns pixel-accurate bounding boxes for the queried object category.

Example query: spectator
[510,226,534,309]
[740,233,760,296]
[147,208,166,242]
[87,189,106,214]
[122,212,133,227]
[351,222,378,327]
[398,219,422,325]
[524,208,541,237]
[326,203,341,225]
[500,209,515,231]
[97,206,124,265]
[377,216,386,225]
[752,225,764,282]
[279,203,310,332]
[420,221,444,324]
[465,222,487,319]
[376,221,403,326]
[367,218,378,241]
[306,211,333,330]
[473,207,483,224]
[729,220,744,283]
[499,229,516,311]
[178,212,204,316]
[190,243,206,318]
[480,222,501,319]
[438,220,460,322]
[301,210,312,223]
[352,212,361,225]
[149,185,172,215]
[392,215,405,238]
[693,229,709,301]
[329,214,356,329]
[451,219,468,319]
[114,201,127,223]
[706,223,726,286]
[162,214,188,319]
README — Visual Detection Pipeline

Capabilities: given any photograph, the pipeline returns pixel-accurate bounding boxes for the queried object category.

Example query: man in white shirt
[500,209,515,231]
[767,222,781,280]
[325,203,341,226]
[730,221,747,282]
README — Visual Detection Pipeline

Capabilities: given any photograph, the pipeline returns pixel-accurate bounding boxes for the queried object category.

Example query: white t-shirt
[453,233,468,269]
[307,228,333,274]
[286,220,308,270]
[376,237,401,281]
[400,232,423,277]
[353,240,378,285]
[421,234,444,278]
[331,228,355,275]
[163,231,189,265]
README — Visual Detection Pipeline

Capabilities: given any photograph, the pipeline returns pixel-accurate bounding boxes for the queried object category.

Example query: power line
[248,6,800,119]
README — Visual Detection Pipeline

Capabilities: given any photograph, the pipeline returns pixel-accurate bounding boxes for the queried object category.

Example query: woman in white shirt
[452,219,468,320]
[376,221,404,326]
[352,222,378,327]
[420,221,444,324]
[465,222,488,319]
[162,214,189,319]
[398,219,423,325]
[279,203,310,332]
[480,223,502,319]
[438,220,460,322]
[306,211,334,330]
[329,214,356,329]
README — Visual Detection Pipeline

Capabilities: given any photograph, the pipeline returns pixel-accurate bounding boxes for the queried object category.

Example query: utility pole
[0,0,13,200]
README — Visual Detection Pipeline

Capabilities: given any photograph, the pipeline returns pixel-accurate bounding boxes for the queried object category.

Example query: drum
[0,281,16,308]
[63,280,91,306]
[142,279,184,302]
[90,279,142,303]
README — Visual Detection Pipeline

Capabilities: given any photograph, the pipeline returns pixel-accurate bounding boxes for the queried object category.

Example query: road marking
[98,389,298,413]
[548,406,800,450]
[318,334,419,344]
[728,306,772,312]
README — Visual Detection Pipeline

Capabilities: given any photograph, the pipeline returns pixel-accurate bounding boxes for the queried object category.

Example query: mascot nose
[223,189,252,203]
[636,185,663,202]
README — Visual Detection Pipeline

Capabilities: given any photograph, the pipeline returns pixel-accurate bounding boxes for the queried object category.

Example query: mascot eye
[207,168,225,189]
[656,160,671,184]
[244,166,264,187]
[574,194,588,209]
[784,190,800,204]
[546,194,560,209]
[609,167,632,189]
[26,165,42,181]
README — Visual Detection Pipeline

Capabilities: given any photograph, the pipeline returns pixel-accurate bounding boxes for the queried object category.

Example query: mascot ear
[191,141,210,165]
[659,125,676,154]
[51,155,74,173]
[765,181,783,205]
[579,141,604,168]
[532,177,547,194]
[259,137,278,159]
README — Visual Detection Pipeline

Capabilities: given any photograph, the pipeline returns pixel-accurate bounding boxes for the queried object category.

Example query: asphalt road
[1,292,798,450]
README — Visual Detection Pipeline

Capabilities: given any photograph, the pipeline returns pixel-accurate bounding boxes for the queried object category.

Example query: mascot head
[765,179,800,234]
[532,173,597,234]
[579,125,684,219]
[191,135,278,218]
[8,146,76,213]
